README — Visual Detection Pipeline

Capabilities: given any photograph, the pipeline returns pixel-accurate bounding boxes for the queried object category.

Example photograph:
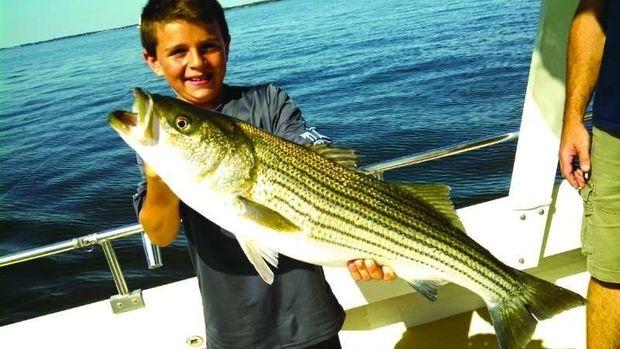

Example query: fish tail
[487,270,586,349]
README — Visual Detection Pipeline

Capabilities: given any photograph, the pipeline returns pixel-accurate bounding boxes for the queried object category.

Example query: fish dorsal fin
[392,182,465,232]
[236,236,279,284]
[238,196,299,233]
[306,144,360,169]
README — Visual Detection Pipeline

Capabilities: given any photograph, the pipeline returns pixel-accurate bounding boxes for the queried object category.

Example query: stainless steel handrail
[360,131,519,178]
[101,240,130,295]
[0,223,148,313]
[0,224,142,267]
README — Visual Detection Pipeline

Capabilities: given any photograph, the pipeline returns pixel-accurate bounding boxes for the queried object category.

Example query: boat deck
[0,252,587,349]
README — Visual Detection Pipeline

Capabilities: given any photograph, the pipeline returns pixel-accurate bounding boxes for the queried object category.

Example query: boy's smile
[145,20,229,109]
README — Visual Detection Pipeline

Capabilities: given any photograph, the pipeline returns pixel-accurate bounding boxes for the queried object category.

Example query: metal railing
[360,131,519,179]
[0,224,143,267]
[0,224,159,313]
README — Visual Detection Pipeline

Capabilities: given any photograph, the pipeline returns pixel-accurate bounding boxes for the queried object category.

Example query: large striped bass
[109,88,585,349]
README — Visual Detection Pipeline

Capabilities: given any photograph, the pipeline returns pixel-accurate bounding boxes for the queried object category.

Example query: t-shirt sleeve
[267,84,332,145]
[132,153,147,219]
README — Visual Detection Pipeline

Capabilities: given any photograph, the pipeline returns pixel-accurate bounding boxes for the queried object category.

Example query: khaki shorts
[580,127,620,283]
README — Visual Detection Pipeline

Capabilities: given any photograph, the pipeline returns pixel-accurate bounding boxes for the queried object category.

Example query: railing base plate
[110,289,145,314]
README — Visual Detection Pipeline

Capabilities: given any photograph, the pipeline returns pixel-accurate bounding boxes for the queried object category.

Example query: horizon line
[0,0,280,50]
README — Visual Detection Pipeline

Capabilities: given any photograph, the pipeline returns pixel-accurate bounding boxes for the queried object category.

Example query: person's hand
[559,121,591,189]
[347,259,396,281]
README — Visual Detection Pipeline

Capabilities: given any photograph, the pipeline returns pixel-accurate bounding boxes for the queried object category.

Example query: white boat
[0,1,589,348]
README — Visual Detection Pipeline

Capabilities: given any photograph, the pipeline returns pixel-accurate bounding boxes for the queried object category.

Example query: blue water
[0,0,539,325]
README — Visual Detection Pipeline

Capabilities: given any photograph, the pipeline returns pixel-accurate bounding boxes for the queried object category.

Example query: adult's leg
[587,277,620,348]
[582,128,620,348]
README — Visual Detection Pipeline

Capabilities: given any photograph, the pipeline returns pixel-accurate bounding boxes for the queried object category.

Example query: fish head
[109,87,215,146]
[108,88,252,187]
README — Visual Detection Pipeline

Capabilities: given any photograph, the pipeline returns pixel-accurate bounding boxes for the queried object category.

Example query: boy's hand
[144,163,159,179]
[143,163,179,201]
[348,259,396,281]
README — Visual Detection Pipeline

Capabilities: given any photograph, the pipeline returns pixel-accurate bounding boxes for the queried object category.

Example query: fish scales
[270,172,512,299]
[241,123,519,299]
[249,128,516,294]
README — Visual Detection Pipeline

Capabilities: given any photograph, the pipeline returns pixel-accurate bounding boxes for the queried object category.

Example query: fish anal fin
[391,264,445,302]
[392,182,465,231]
[237,237,279,284]
[238,196,299,233]
[408,280,442,302]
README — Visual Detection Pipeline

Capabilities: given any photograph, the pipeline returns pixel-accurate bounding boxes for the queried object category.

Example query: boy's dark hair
[140,0,230,56]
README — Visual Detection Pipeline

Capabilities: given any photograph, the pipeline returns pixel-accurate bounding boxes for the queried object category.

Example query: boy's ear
[143,49,165,77]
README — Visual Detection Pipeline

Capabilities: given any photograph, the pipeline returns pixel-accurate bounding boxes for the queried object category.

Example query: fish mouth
[108,88,157,145]
[109,110,138,131]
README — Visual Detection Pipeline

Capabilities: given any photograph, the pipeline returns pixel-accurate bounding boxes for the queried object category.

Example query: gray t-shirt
[133,84,345,349]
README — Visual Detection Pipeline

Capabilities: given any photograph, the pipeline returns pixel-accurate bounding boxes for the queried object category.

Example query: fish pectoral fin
[237,196,299,233]
[392,182,466,232]
[237,237,279,284]
[306,144,360,169]
[407,280,443,302]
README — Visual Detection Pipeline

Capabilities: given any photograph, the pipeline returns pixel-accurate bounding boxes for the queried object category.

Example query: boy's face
[144,20,230,109]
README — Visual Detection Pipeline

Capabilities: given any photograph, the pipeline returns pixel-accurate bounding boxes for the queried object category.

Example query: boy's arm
[560,0,607,189]
[268,84,396,281]
[133,156,181,247]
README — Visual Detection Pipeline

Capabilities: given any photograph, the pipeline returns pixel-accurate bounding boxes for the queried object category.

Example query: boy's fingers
[349,259,396,281]
[347,261,362,281]
[365,259,383,280]
[382,266,396,281]
[355,259,371,280]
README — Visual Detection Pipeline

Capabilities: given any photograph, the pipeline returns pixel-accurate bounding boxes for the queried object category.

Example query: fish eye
[175,115,190,130]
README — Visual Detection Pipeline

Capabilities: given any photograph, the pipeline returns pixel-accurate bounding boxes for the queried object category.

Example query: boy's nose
[187,49,207,69]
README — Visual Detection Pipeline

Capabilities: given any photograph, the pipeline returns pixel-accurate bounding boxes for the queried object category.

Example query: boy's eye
[201,43,219,52]
[175,115,191,130]
[168,48,187,57]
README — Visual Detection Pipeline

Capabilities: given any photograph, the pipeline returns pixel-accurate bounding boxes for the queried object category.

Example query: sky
[0,0,262,49]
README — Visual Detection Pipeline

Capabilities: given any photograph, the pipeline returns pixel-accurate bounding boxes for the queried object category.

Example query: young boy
[134,1,394,348]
